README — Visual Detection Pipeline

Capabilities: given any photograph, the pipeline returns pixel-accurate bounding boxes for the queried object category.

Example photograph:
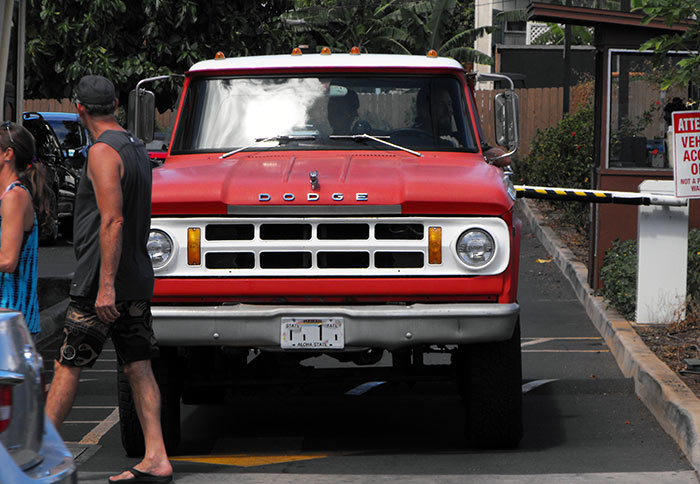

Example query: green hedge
[514,104,595,234]
[599,229,700,321]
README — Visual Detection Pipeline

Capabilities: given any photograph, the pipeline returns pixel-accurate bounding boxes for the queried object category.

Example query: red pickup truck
[125,50,522,454]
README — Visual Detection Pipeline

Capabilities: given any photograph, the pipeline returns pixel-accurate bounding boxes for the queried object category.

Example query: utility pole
[563,0,571,114]
[0,0,25,123]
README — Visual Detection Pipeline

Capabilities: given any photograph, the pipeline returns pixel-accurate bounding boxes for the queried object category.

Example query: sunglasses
[1,121,13,145]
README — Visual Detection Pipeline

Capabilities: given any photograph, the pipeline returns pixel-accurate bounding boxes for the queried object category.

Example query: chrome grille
[151,216,511,277]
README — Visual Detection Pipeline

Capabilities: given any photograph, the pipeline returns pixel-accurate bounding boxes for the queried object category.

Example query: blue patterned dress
[0,182,39,334]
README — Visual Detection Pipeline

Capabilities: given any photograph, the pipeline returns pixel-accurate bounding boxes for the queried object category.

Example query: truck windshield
[171,75,478,154]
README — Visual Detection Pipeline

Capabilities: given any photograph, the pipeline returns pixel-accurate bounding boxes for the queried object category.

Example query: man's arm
[87,142,124,323]
[0,188,30,273]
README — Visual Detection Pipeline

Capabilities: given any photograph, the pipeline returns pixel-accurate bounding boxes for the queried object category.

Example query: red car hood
[152,150,513,216]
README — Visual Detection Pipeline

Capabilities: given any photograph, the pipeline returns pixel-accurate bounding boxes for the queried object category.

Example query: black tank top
[70,130,154,300]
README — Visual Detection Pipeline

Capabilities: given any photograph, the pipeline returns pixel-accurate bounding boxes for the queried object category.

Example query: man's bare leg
[109,360,172,482]
[46,361,82,428]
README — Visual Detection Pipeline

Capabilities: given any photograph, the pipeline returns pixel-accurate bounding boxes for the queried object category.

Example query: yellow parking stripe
[170,453,329,467]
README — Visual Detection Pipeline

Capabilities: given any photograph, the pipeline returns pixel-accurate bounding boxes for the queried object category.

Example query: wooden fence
[25,87,566,158]
[474,87,564,157]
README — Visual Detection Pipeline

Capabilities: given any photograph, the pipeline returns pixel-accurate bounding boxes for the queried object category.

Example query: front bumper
[152,302,519,350]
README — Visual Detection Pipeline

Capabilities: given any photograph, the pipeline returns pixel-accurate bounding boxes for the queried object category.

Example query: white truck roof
[189,53,465,73]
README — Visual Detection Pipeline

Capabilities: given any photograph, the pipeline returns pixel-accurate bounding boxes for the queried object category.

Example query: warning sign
[673,110,700,198]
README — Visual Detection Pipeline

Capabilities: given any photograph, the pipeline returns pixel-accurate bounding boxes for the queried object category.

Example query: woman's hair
[1,121,53,229]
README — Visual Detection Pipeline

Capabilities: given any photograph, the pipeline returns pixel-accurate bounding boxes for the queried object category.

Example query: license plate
[280,317,344,349]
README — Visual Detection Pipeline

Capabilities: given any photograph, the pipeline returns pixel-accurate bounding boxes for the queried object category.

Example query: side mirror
[128,89,156,143]
[494,90,520,152]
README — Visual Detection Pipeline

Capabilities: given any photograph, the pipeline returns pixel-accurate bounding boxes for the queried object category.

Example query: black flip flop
[108,467,173,484]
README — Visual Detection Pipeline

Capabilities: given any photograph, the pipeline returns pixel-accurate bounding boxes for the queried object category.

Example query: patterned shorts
[57,297,159,368]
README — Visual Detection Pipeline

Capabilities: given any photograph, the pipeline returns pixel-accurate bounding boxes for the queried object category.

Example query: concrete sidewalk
[519,199,700,475]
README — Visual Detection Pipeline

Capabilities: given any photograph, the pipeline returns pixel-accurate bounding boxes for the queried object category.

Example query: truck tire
[454,318,522,449]
[117,348,181,457]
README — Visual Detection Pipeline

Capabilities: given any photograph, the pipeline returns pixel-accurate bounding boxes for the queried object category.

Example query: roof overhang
[527,2,686,32]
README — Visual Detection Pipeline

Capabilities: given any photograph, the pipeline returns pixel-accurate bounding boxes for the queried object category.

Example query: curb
[518,198,700,473]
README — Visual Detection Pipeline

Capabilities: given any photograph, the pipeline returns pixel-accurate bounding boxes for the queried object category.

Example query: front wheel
[453,319,523,449]
[117,348,181,457]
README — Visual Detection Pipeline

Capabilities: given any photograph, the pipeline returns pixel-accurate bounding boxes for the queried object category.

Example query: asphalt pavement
[519,199,700,475]
[32,202,697,483]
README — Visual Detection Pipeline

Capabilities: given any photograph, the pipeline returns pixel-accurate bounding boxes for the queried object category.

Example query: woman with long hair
[0,121,50,338]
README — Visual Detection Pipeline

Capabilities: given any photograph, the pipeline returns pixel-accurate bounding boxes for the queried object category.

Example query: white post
[636,180,689,324]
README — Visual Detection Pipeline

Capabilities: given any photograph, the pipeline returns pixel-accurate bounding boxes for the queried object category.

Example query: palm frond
[441,26,496,52]
[494,9,527,23]
[427,0,457,49]
[440,46,493,66]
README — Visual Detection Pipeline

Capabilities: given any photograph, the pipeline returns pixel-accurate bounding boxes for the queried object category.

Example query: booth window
[607,50,696,170]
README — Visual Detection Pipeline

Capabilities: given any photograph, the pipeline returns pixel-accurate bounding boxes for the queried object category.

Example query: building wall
[495,45,596,88]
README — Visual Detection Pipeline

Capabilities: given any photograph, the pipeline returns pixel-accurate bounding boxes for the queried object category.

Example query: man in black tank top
[45,75,173,483]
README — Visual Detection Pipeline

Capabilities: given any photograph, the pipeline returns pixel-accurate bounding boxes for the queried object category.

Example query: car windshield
[171,75,478,154]
[46,117,86,150]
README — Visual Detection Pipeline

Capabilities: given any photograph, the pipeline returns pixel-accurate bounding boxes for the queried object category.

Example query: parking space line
[76,407,120,445]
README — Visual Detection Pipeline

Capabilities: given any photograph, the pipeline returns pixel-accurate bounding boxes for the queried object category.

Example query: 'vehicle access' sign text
[673,110,700,198]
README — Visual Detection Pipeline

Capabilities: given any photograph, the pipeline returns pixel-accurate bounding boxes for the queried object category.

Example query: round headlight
[148,230,173,269]
[456,229,495,267]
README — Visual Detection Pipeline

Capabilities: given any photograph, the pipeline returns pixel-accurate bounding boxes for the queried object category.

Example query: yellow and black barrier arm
[514,185,687,207]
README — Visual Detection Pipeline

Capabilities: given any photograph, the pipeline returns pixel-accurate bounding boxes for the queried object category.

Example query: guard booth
[527,1,699,289]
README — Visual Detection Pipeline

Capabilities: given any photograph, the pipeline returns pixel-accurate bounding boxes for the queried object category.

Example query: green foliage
[599,239,638,320]
[688,229,700,304]
[515,104,595,233]
[26,0,486,110]
[288,0,492,65]
[25,0,296,111]
[635,0,700,92]
[600,229,700,321]
[284,0,404,53]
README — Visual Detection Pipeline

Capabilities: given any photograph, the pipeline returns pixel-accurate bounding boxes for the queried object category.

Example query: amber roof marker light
[427,49,438,58]
[291,47,302,56]
[214,51,226,60]
[350,46,361,55]
[320,46,332,55]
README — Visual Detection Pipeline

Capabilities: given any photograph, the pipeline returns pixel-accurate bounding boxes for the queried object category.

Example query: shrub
[514,103,595,234]
[599,229,700,321]
[599,239,638,320]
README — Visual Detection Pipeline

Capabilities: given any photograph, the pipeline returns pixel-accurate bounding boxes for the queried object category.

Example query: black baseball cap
[74,75,116,105]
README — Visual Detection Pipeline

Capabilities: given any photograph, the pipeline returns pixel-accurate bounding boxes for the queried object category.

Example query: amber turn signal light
[428,226,442,264]
[188,227,201,265]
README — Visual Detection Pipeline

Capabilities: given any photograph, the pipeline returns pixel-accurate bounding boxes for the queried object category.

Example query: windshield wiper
[220,134,317,159]
[329,133,423,157]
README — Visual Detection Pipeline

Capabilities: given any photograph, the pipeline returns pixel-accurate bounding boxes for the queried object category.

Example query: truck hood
[152,151,514,216]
